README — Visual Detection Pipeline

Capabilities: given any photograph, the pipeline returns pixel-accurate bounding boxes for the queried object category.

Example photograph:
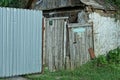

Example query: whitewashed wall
[89,12,120,56]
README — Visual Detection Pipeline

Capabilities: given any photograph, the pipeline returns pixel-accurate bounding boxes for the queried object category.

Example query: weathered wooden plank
[84,28,88,63]
[57,19,60,70]
[65,24,71,70]
[85,27,90,61]
[52,19,55,71]
[47,17,69,20]
[74,33,77,68]
[59,20,62,70]
[64,21,67,65]
[89,26,93,48]
[60,20,63,70]
[72,30,75,69]
[62,20,65,70]
[77,33,82,65]
[68,23,92,28]
[76,34,79,67]
[70,29,76,70]
[43,18,46,65]
[57,20,60,70]
[84,27,87,62]
[46,19,50,68]
[45,19,49,66]
[83,28,87,63]
[48,19,54,72]
[68,29,72,69]
[54,19,59,71]
[88,27,93,60]
[61,20,65,70]
[81,32,84,64]
[35,0,82,10]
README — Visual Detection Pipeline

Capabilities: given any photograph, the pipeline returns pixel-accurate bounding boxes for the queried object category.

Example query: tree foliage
[0,0,12,7]
[107,0,120,8]
[0,0,27,8]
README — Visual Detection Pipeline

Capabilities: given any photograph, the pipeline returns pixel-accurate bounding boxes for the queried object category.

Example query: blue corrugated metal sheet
[0,7,42,77]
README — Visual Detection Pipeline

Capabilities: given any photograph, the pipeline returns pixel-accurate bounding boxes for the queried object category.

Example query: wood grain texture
[45,17,68,71]
[68,23,93,69]
[44,18,93,71]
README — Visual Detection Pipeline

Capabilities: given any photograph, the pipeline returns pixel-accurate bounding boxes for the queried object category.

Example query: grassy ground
[26,61,120,80]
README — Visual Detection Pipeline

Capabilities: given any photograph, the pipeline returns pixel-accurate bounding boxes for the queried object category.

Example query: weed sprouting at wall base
[93,47,120,67]
[107,47,120,64]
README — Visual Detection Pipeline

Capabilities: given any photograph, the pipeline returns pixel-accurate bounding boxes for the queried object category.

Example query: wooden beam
[25,0,35,9]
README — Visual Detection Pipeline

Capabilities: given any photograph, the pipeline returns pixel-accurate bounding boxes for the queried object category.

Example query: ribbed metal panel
[0,7,42,77]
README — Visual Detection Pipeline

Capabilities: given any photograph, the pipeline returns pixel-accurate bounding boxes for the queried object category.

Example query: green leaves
[0,0,13,7]
[93,47,120,67]
[107,0,120,8]
[93,55,108,67]
[0,0,27,8]
[107,47,120,64]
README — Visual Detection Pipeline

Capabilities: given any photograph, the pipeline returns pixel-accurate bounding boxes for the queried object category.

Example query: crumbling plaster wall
[89,12,120,56]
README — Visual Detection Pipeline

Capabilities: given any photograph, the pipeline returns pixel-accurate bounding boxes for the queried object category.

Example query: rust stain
[88,48,95,59]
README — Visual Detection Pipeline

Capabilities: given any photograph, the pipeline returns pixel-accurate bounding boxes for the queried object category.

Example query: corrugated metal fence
[0,8,42,77]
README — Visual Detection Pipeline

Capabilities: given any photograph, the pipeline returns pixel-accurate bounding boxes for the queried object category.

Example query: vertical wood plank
[52,19,55,71]
[42,18,45,65]
[48,19,53,72]
[78,33,82,65]
[64,21,67,68]
[76,34,80,68]
[45,19,49,66]
[55,19,59,70]
[59,20,63,70]
[85,27,90,61]
[70,29,75,70]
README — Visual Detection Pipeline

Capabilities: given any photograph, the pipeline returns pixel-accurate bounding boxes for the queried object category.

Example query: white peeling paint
[72,28,86,33]
[89,12,120,56]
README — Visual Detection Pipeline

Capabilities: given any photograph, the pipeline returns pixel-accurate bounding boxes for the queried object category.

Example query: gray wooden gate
[67,23,93,69]
[44,17,68,72]
[44,17,93,71]
[0,8,42,77]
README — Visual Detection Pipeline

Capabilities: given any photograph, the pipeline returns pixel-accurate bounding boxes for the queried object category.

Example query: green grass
[26,61,120,80]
